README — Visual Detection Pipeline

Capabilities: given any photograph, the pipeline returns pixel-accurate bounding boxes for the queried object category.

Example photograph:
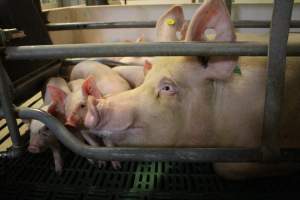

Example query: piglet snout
[65,115,80,127]
[28,145,41,154]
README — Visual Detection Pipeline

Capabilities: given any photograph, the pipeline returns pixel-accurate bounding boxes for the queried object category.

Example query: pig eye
[80,103,86,108]
[159,83,177,96]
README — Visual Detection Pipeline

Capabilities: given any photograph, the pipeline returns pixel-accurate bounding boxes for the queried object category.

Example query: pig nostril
[28,146,40,153]
[65,121,76,128]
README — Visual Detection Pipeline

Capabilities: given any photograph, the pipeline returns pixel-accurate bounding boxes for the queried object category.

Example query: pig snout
[27,145,41,153]
[65,114,81,127]
[84,95,137,137]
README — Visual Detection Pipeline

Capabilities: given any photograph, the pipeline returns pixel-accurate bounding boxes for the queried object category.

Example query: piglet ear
[156,5,185,41]
[84,96,100,129]
[82,76,102,98]
[144,60,152,76]
[47,85,67,109]
[185,0,237,80]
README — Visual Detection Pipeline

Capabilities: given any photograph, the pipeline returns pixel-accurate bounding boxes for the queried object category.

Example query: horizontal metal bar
[63,58,130,67]
[47,21,156,31]
[4,42,300,60]
[46,20,300,31]
[12,107,300,162]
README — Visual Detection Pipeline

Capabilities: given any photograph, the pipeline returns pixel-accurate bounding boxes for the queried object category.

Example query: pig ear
[156,5,185,41]
[179,20,189,40]
[185,0,237,80]
[84,96,99,129]
[47,103,60,117]
[82,76,102,98]
[144,60,152,76]
[47,85,67,108]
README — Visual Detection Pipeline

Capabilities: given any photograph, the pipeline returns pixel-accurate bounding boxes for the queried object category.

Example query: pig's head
[28,120,55,153]
[85,0,237,147]
[49,76,102,127]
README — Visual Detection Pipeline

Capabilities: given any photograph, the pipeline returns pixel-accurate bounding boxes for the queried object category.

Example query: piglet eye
[80,104,86,108]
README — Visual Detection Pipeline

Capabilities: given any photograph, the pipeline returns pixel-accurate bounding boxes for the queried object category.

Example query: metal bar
[225,0,232,15]
[4,42,300,60]
[10,107,300,162]
[0,59,22,149]
[262,0,294,161]
[45,20,300,31]
[63,58,130,67]
[46,21,156,30]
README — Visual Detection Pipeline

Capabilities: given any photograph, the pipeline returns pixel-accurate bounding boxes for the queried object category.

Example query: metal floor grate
[1,148,300,200]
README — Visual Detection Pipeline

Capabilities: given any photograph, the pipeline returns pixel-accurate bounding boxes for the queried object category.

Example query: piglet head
[28,106,61,154]
[65,76,102,127]
[28,122,52,153]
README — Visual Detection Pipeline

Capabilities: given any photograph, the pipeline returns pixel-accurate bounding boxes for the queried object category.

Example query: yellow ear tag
[166,18,176,26]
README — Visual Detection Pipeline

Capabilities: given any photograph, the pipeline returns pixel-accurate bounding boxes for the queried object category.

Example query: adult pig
[84,0,300,179]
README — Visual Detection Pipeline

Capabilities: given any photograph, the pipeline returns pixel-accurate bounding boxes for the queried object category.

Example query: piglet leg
[50,141,63,175]
[80,130,107,168]
[103,137,121,170]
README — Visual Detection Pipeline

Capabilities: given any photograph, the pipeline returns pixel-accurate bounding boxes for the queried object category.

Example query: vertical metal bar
[262,0,294,161]
[0,58,22,148]
[225,0,232,15]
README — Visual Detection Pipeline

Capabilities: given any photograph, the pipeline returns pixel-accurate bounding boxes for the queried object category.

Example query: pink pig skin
[65,61,131,168]
[112,66,144,88]
[70,61,130,96]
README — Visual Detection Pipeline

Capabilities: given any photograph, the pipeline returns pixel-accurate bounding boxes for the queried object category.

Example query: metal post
[225,0,232,15]
[262,0,294,161]
[0,59,22,149]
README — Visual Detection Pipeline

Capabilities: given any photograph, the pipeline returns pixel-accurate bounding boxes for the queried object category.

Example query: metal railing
[46,20,300,31]
[0,0,299,162]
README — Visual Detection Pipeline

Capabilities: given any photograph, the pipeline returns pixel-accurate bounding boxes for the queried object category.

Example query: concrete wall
[46,3,300,44]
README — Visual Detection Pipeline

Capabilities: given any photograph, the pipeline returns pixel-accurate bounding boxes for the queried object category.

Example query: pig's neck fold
[212,80,235,147]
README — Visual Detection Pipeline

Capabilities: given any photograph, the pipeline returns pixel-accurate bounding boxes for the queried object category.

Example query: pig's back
[214,56,300,148]
[70,60,131,95]
[213,56,300,179]
[112,66,144,88]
